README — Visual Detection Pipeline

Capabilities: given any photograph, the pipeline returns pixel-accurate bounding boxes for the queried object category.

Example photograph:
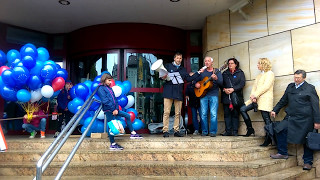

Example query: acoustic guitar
[194,61,228,98]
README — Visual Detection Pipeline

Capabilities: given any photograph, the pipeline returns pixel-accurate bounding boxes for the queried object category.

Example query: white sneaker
[193,130,199,135]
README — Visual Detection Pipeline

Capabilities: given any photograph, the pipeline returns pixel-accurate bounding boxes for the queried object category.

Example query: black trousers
[223,104,240,134]
[57,109,73,132]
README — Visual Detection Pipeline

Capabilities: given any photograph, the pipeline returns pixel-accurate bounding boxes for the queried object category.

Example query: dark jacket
[162,63,200,101]
[221,69,246,105]
[97,85,119,112]
[57,88,72,110]
[185,80,200,108]
[273,82,320,144]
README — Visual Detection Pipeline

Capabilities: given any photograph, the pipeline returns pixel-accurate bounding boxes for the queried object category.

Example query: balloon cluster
[0,44,68,110]
[71,75,144,136]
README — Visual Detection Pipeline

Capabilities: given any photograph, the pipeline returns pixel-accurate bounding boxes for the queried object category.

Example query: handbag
[227,77,244,107]
[306,129,320,151]
[108,119,125,136]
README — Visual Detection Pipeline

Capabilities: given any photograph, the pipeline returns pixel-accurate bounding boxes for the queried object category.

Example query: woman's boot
[240,105,255,137]
[244,127,255,137]
[260,135,272,146]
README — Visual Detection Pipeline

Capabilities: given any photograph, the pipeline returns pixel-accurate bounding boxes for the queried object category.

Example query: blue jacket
[57,88,72,110]
[97,85,119,112]
[162,63,200,101]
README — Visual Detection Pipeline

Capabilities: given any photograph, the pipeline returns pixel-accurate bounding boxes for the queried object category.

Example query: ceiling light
[59,0,70,5]
[170,0,180,2]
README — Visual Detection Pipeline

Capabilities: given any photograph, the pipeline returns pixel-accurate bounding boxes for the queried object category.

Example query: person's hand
[195,83,200,89]
[112,109,118,116]
[24,115,28,119]
[211,74,218,80]
[64,108,68,111]
[252,98,257,103]
[314,123,320,129]
[161,74,168,80]
[250,94,256,101]
[270,111,276,118]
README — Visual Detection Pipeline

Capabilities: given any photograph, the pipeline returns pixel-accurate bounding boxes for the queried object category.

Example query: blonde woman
[240,58,274,146]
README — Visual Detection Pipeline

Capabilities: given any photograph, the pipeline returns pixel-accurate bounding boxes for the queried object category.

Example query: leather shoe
[221,132,232,136]
[174,132,184,137]
[270,153,288,159]
[163,132,169,138]
[209,133,216,137]
[303,164,312,170]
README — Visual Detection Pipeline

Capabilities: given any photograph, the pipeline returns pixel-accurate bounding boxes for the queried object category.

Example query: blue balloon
[118,84,126,96]
[115,81,122,86]
[30,61,44,75]
[2,69,16,88]
[117,95,128,108]
[21,55,36,69]
[0,50,6,66]
[36,47,50,62]
[55,63,61,69]
[20,43,38,59]
[94,75,102,82]
[0,85,17,101]
[12,66,30,85]
[95,121,104,133]
[51,90,61,98]
[70,86,76,99]
[122,80,132,94]
[132,119,144,131]
[68,100,82,114]
[11,58,23,68]
[56,69,68,80]
[6,50,20,65]
[40,64,57,81]
[0,77,4,89]
[73,97,85,107]
[75,83,89,100]
[126,108,138,117]
[83,80,92,91]
[16,89,31,102]
[27,75,42,90]
[80,125,93,137]
[91,81,100,94]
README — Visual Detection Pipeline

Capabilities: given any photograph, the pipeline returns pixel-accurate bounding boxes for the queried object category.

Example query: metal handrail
[35,87,101,180]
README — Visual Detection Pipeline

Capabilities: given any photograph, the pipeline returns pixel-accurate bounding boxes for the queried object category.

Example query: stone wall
[204,0,320,176]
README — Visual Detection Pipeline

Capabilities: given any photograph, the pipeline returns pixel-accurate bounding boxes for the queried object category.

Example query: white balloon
[41,85,54,98]
[124,95,134,109]
[97,110,105,119]
[30,89,43,103]
[112,85,122,97]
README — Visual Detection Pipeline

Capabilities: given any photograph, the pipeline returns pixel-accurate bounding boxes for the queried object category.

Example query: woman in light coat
[240,58,274,146]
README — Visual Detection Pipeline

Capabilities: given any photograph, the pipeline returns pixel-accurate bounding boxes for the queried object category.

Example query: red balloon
[52,77,65,92]
[128,111,136,122]
[118,105,122,111]
[0,66,10,76]
[110,79,115,88]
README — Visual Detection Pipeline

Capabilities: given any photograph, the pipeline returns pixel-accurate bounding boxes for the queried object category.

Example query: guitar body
[194,76,213,98]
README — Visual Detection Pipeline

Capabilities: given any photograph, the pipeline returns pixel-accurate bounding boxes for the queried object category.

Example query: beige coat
[245,71,275,112]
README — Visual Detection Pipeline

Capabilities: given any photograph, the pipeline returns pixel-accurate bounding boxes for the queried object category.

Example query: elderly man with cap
[54,80,73,138]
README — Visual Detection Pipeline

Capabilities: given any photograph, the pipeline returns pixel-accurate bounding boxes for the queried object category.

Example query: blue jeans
[22,118,46,133]
[105,110,134,144]
[191,107,202,131]
[200,95,218,135]
[276,127,314,165]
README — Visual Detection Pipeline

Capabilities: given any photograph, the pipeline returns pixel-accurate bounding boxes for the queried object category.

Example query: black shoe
[233,132,238,136]
[163,132,169,138]
[221,132,232,136]
[174,132,184,137]
[260,136,272,147]
[201,134,208,136]
[209,133,216,137]
[244,128,255,137]
[173,132,184,137]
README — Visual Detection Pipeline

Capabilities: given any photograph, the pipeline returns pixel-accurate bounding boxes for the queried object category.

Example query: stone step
[5,135,264,151]
[0,146,277,163]
[259,166,315,179]
[0,158,297,177]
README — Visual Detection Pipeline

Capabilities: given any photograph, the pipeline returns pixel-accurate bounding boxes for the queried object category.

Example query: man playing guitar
[195,56,223,137]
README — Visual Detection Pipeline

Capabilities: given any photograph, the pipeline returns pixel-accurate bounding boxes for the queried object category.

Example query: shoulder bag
[227,77,243,107]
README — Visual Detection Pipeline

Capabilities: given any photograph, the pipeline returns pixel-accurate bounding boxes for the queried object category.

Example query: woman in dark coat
[221,58,245,136]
